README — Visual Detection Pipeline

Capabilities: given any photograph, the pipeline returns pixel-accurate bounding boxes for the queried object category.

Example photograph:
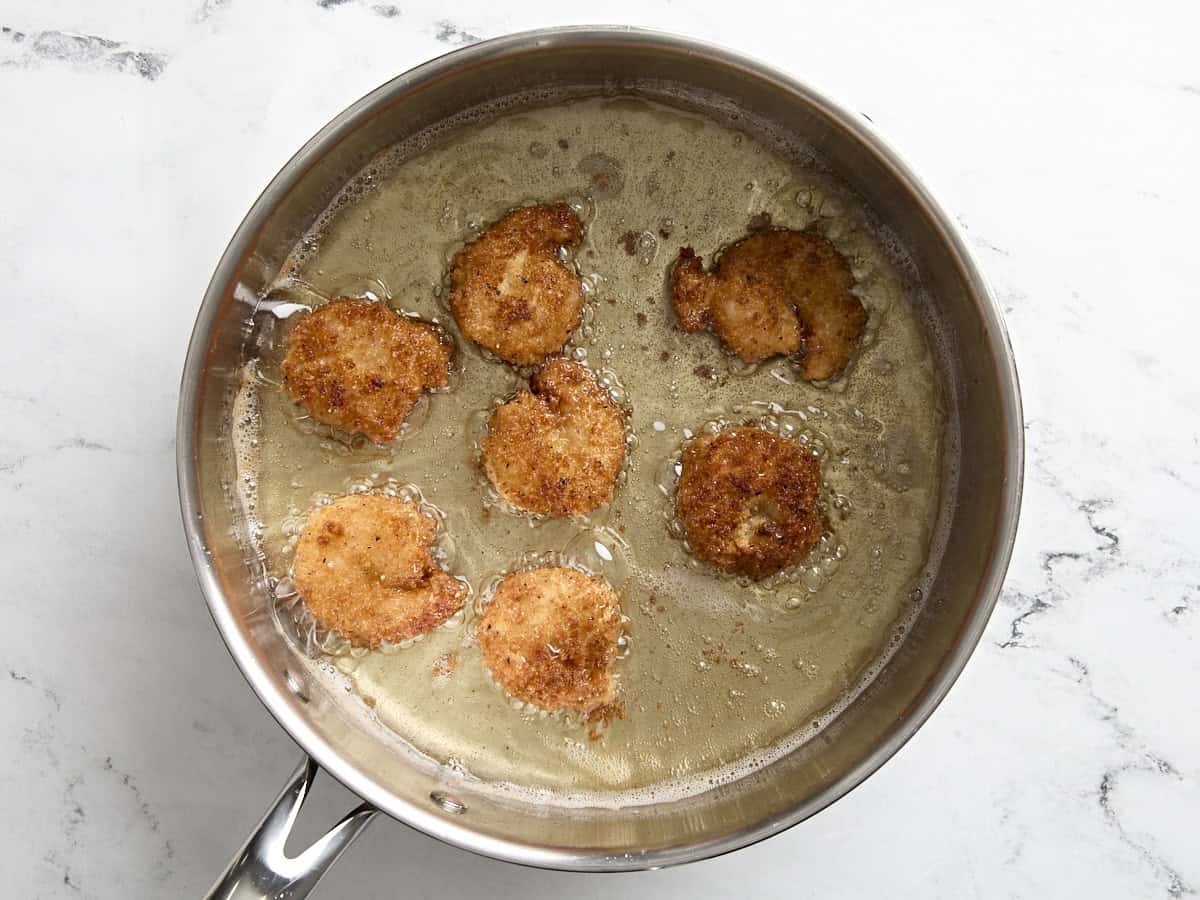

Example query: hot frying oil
[233,96,948,805]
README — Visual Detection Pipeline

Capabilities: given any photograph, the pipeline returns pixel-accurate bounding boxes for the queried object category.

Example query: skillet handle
[204,757,378,900]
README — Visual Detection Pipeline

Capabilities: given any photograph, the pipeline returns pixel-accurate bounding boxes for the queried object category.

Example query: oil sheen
[234,96,947,805]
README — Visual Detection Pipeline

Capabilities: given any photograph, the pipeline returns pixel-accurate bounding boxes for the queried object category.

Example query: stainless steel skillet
[177,25,1023,899]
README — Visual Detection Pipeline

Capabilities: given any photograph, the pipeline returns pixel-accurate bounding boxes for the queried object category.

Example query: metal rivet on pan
[430,792,466,815]
[284,670,310,703]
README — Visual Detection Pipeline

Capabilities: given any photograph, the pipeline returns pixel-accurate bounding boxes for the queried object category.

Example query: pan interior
[187,32,1013,865]
[229,91,953,807]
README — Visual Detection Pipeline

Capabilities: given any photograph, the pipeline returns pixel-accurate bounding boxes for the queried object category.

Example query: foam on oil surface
[231,95,951,806]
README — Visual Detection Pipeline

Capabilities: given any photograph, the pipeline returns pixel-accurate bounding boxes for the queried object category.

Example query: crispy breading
[676,427,823,579]
[293,494,465,647]
[281,298,452,443]
[447,204,585,366]
[477,566,623,712]
[670,228,867,381]
[481,357,626,517]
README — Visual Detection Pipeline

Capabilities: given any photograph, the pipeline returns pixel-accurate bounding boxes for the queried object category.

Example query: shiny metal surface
[204,758,377,900]
[178,25,1023,880]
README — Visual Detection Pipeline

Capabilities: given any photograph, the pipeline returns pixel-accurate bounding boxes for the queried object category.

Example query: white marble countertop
[2,1,1197,896]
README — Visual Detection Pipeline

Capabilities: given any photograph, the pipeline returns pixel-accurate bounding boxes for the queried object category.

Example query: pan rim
[176,24,1023,872]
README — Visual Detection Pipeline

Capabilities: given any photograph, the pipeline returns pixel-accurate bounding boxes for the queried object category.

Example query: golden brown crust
[481,357,626,517]
[669,247,712,332]
[676,427,823,579]
[668,228,867,381]
[448,204,585,366]
[293,494,466,647]
[281,298,452,444]
[477,567,623,712]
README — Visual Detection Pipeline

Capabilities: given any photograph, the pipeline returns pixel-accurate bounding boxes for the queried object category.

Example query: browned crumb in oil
[586,701,626,740]
[703,642,726,666]
[432,653,459,677]
[618,231,638,256]
[577,153,624,197]
[747,211,773,231]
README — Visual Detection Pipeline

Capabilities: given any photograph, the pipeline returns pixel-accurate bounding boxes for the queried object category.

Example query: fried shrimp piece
[670,228,867,381]
[481,357,626,517]
[281,298,452,443]
[676,427,823,579]
[478,566,623,712]
[448,204,585,366]
[293,494,466,647]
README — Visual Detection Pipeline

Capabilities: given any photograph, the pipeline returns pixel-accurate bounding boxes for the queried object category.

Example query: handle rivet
[284,670,310,703]
[430,792,466,814]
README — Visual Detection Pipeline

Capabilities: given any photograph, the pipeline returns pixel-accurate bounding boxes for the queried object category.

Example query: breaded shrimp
[671,228,867,381]
[292,493,466,647]
[481,357,626,517]
[447,204,585,366]
[281,298,452,443]
[676,427,823,579]
[477,566,623,712]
